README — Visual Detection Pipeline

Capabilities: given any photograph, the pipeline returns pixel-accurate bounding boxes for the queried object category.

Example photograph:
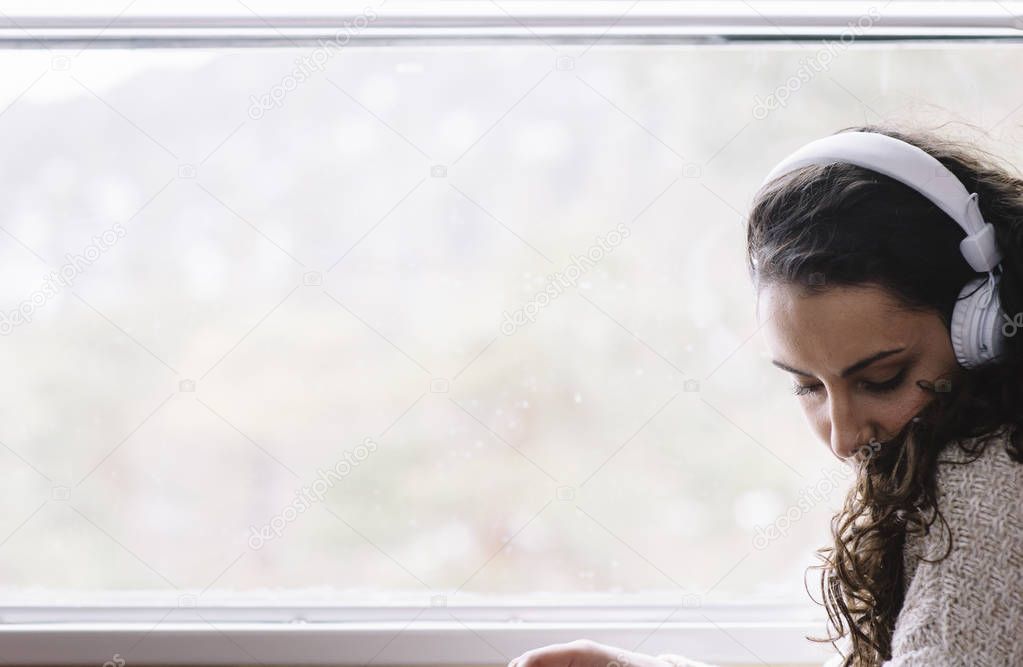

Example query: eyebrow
[771,347,906,379]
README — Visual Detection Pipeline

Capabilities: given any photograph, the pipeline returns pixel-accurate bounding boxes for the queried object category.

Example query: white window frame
[0,1,1020,47]
[0,601,840,664]
[0,1,1019,664]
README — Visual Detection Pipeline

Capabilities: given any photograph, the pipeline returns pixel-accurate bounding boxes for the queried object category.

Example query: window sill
[0,602,838,665]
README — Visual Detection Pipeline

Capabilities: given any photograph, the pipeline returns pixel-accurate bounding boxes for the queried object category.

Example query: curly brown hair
[745,122,1023,665]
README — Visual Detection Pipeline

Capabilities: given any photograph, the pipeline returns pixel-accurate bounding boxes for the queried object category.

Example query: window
[1,1,1021,664]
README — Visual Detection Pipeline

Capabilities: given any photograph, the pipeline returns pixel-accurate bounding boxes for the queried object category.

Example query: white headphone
[760,130,1007,369]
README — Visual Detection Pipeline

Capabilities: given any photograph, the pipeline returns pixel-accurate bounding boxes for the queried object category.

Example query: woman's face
[758,281,960,460]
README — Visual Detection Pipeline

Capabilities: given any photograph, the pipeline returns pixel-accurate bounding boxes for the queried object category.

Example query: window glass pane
[0,40,1020,606]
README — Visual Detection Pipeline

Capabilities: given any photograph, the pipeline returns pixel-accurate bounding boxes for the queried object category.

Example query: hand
[508,639,672,667]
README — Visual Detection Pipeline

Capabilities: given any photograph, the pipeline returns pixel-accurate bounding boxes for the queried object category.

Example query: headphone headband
[760,131,1002,274]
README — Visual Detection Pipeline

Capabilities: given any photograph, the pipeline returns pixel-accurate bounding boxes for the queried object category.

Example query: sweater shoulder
[932,422,1022,501]
[890,423,1023,663]
[901,423,1022,588]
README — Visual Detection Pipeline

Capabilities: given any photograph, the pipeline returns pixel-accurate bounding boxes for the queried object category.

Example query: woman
[508,124,1023,666]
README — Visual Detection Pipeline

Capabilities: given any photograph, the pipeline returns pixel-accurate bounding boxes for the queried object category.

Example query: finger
[510,647,542,667]
[512,643,570,667]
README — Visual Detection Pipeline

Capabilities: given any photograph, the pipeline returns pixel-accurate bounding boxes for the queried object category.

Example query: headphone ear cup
[950,276,1007,369]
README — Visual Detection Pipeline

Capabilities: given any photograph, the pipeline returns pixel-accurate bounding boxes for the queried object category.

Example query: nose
[831,428,872,459]
[830,426,853,458]
[828,396,872,459]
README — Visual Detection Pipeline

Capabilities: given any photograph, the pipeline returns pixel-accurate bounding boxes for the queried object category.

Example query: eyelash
[792,368,908,397]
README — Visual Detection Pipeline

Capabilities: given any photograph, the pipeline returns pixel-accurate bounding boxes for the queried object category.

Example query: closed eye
[792,368,908,397]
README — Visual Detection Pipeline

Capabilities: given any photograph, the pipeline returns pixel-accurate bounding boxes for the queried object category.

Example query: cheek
[885,383,936,428]
[869,388,925,433]
[796,384,931,442]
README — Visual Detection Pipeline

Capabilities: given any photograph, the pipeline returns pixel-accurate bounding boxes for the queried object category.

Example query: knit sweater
[656,423,1023,667]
